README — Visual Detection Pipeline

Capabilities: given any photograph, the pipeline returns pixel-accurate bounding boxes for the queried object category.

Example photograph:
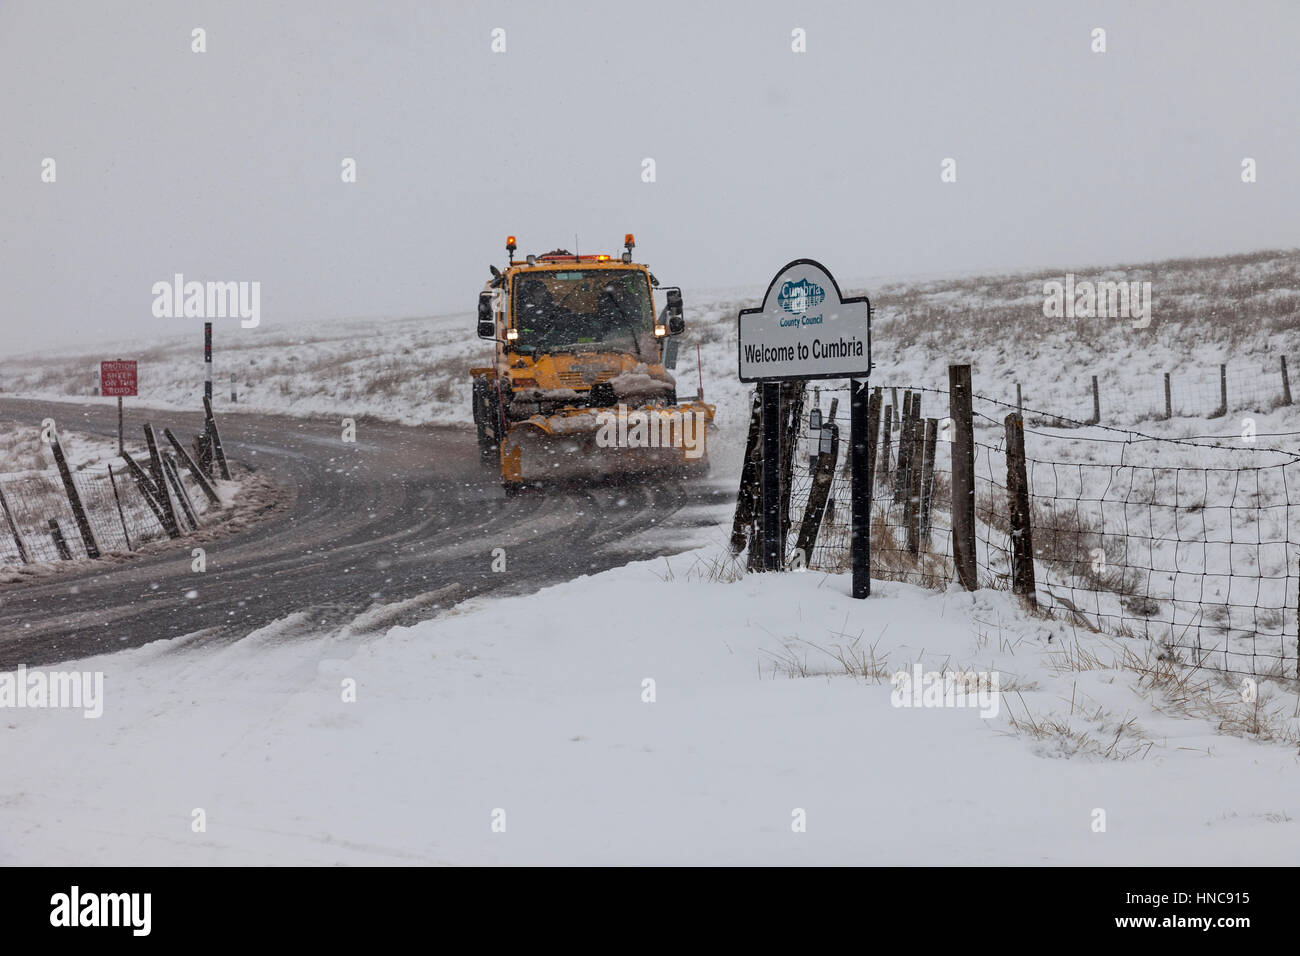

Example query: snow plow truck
[471,234,715,494]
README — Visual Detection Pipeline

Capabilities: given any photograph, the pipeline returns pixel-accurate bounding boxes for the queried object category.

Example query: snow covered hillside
[4,248,1297,455]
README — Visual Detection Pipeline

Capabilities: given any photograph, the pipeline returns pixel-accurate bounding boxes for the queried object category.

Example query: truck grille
[559,370,615,388]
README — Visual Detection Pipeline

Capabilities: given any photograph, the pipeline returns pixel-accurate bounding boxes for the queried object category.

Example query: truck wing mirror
[665,288,685,335]
[477,291,497,339]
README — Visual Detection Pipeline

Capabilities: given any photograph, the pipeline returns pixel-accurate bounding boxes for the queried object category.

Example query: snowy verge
[1,543,1295,865]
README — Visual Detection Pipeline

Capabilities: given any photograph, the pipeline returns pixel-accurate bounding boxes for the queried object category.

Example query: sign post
[100,359,138,455]
[738,260,872,592]
[759,382,783,570]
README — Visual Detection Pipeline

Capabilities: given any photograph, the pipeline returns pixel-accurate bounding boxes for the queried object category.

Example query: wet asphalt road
[0,398,729,667]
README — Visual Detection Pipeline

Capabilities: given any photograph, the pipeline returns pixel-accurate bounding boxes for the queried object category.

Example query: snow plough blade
[500,401,714,487]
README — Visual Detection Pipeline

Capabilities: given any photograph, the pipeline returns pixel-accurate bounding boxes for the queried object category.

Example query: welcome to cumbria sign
[736,259,874,599]
[737,259,871,383]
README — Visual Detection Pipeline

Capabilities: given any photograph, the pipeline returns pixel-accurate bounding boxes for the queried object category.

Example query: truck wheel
[473,382,499,469]
[476,420,497,469]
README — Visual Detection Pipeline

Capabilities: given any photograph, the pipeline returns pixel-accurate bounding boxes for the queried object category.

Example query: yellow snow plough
[470,234,714,494]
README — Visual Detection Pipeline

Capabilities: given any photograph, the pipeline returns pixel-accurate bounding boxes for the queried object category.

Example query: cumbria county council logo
[778,278,825,314]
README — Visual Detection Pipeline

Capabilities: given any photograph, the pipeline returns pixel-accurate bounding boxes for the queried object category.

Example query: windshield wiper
[601,287,629,322]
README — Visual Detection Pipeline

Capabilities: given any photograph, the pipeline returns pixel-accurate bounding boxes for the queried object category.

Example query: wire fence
[778,383,1300,680]
[982,358,1293,427]
[0,455,215,566]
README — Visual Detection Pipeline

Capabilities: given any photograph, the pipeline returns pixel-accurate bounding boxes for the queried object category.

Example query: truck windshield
[511,269,655,356]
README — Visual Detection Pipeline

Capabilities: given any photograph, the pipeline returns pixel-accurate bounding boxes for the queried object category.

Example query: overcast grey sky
[2,0,1297,353]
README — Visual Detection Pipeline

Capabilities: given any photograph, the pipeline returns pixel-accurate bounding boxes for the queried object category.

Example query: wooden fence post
[895,391,912,503]
[0,484,29,564]
[1282,356,1292,406]
[950,365,977,590]
[164,427,221,506]
[906,399,924,556]
[919,417,938,545]
[1212,364,1228,418]
[730,389,762,555]
[778,383,805,552]
[49,434,100,559]
[194,433,212,479]
[144,424,183,537]
[1163,372,1172,420]
[1086,375,1100,425]
[1004,412,1037,605]
[121,450,176,537]
[204,396,231,480]
[879,404,894,486]
[164,455,199,531]
[49,518,73,560]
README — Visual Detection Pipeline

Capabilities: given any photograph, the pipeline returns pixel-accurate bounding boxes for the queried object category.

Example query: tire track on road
[0,397,731,666]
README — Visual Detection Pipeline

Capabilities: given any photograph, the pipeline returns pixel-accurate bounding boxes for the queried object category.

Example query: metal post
[0,484,29,565]
[760,382,782,571]
[1282,356,1292,406]
[117,395,124,455]
[1164,372,1172,420]
[231,372,237,404]
[696,343,704,400]
[107,463,133,550]
[851,378,871,598]
[204,321,213,404]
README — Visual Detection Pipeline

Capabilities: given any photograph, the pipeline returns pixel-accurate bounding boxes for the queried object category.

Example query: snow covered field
[2,544,1295,866]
